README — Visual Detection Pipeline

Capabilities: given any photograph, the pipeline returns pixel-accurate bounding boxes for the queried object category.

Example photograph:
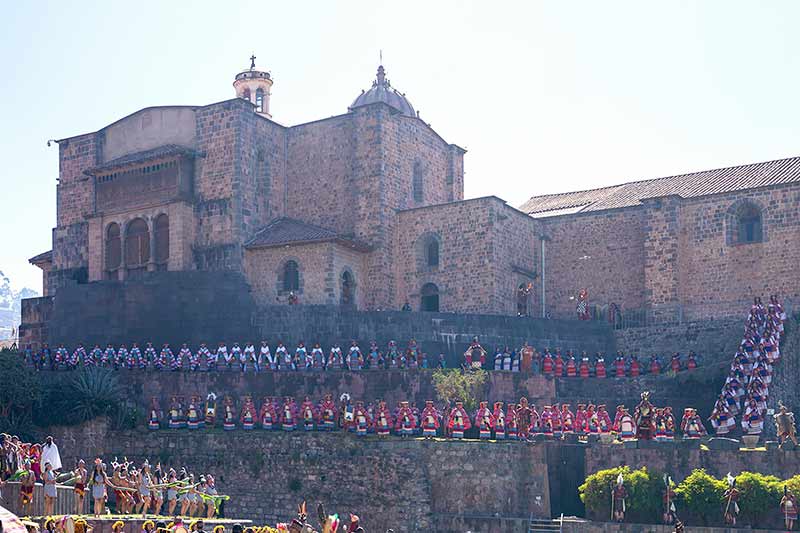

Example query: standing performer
[634,392,656,440]
[348,340,363,371]
[475,402,494,439]
[419,401,439,438]
[680,408,707,439]
[375,400,394,436]
[179,344,194,371]
[143,342,157,370]
[579,353,590,378]
[663,475,676,524]
[187,395,203,430]
[782,487,798,531]
[43,461,57,516]
[542,349,554,376]
[566,353,577,378]
[260,396,277,430]
[168,396,183,429]
[205,393,217,426]
[148,397,161,430]
[723,474,740,526]
[74,459,88,514]
[300,397,317,431]
[261,341,274,371]
[448,402,471,439]
[709,396,735,436]
[612,473,627,522]
[576,288,591,320]
[394,401,415,436]
[507,403,519,439]
[102,344,115,367]
[165,344,180,372]
[614,352,626,378]
[595,354,607,378]
[311,343,325,371]
[214,342,227,371]
[229,343,241,371]
[240,396,256,430]
[195,342,210,370]
[281,397,298,431]
[223,396,236,431]
[554,349,565,377]
[597,405,613,435]
[244,342,256,372]
[354,401,371,436]
[517,398,533,440]
[318,394,337,430]
[774,403,799,447]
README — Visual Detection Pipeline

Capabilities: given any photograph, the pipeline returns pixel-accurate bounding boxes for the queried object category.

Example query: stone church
[26,58,800,331]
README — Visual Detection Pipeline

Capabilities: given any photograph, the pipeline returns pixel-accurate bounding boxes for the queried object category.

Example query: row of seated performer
[148,392,708,441]
[24,339,701,376]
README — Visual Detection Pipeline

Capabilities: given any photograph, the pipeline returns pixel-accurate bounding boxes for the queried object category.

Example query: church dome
[350,65,416,117]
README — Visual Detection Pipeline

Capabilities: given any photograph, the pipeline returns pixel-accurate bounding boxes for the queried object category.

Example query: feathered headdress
[616,472,624,487]
[339,393,351,403]
[726,472,736,488]
[207,393,217,402]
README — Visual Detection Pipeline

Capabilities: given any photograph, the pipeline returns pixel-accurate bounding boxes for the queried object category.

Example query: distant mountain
[0,270,39,339]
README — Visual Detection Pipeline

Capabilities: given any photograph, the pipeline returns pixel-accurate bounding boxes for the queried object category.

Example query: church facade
[28,60,800,325]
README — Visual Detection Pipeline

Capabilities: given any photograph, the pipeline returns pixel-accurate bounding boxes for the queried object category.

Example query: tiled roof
[84,144,199,175]
[520,155,800,217]
[245,218,372,252]
[29,250,53,264]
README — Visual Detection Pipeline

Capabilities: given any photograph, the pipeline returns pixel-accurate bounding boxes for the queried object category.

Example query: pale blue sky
[2,1,799,291]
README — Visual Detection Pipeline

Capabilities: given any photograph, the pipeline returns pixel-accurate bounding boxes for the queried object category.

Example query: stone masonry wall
[540,208,647,320]
[49,418,551,533]
[613,317,742,360]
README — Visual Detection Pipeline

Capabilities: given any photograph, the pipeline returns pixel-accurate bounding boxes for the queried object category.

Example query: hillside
[0,270,38,339]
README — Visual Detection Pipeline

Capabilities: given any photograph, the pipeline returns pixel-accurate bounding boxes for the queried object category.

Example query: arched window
[283,260,300,292]
[341,271,355,306]
[728,200,764,245]
[105,223,121,279]
[421,283,439,312]
[255,88,264,113]
[412,161,423,203]
[426,238,439,267]
[154,214,169,269]
[125,218,150,269]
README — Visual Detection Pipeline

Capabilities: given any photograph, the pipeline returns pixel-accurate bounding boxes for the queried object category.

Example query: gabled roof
[520,155,800,217]
[244,218,372,252]
[84,145,200,176]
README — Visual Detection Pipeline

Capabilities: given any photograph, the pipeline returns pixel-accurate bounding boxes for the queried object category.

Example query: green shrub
[675,469,726,526]
[579,466,665,523]
[735,471,781,526]
[0,351,41,420]
[432,368,487,412]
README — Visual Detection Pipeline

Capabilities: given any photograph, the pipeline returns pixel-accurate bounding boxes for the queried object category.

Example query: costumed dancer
[88,344,101,367]
[774,402,799,447]
[168,396,183,429]
[295,342,308,371]
[72,343,86,369]
[741,397,764,435]
[281,397,298,431]
[475,401,494,439]
[595,354,607,378]
[517,397,533,440]
[103,343,115,367]
[554,349,565,377]
[55,343,69,369]
[201,343,216,370]
[493,402,507,439]
[279,342,294,370]
[195,342,210,370]
[74,459,88,514]
[214,342,228,371]
[579,352,590,378]
[148,397,162,430]
[680,408,707,439]
[507,402,519,439]
[354,401,371,436]
[614,352,626,378]
[649,355,661,375]
[328,343,343,370]
[541,405,554,437]
[663,475,677,524]
[318,394,337,431]
[240,395,256,430]
[261,341,274,371]
[348,340,363,371]
[629,355,641,377]
[396,401,416,436]
[566,353,577,377]
[782,486,798,531]
[300,396,317,431]
[448,402,470,439]
[597,404,612,435]
[568,404,581,436]
[205,393,217,426]
[542,349,554,377]
[311,343,325,370]
[260,396,277,430]
[615,406,636,441]
[612,473,627,522]
[144,342,157,369]
[671,353,681,373]
[530,403,541,435]
[723,474,740,526]
[229,343,242,371]
[187,395,203,429]
[244,342,256,372]
[376,400,395,437]
[576,288,591,320]
[709,396,735,436]
[663,406,675,441]
[222,396,236,430]
[586,404,599,437]
[180,344,195,371]
[634,392,656,440]
[164,344,179,371]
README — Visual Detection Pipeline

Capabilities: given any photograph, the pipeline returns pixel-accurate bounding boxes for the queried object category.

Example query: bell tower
[233,54,273,118]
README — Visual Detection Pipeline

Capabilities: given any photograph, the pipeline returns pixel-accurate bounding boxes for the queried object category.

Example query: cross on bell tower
[233,54,274,118]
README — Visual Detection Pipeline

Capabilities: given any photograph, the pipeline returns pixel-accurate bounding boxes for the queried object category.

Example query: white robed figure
[41,436,62,471]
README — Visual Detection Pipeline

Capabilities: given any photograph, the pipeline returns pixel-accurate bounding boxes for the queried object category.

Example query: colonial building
[29,59,539,317]
[27,58,800,330]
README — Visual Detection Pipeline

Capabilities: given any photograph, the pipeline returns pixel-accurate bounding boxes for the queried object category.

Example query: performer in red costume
[373,400,394,436]
[649,355,661,375]
[396,401,417,436]
[475,402,494,439]
[300,396,317,431]
[571,404,584,435]
[448,401,471,439]
[579,353,590,378]
[614,352,626,378]
[493,401,506,439]
[260,396,277,430]
[629,355,641,378]
[318,394,337,431]
[419,401,439,439]
[354,401,370,436]
[554,349,565,377]
[597,404,612,435]
[670,353,681,373]
[566,354,577,377]
[541,405,554,437]
[542,350,554,376]
[595,354,607,378]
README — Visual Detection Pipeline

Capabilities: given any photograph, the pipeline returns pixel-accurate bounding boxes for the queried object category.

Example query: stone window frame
[420,281,440,312]
[725,199,766,246]
[153,213,170,270]
[277,257,303,296]
[125,217,151,269]
[416,232,441,272]
[105,222,122,279]
[412,161,424,203]
[339,268,357,306]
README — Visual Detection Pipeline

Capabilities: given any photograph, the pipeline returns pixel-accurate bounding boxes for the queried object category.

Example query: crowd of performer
[20,337,703,380]
[709,295,785,437]
[147,391,710,443]
[1,442,226,519]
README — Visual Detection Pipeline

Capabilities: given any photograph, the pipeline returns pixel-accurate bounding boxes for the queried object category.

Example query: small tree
[579,466,664,523]
[432,368,487,412]
[675,469,726,526]
[0,351,40,419]
[579,466,627,521]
